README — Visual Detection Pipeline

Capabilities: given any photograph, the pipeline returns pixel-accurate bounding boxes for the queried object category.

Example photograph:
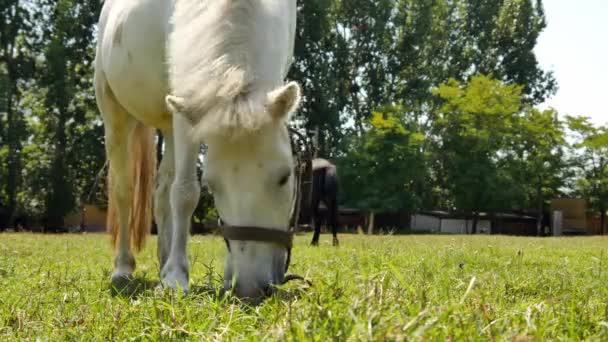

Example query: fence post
[553,210,562,236]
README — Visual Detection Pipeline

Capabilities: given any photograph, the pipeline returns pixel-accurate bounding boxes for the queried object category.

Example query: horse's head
[168,81,301,299]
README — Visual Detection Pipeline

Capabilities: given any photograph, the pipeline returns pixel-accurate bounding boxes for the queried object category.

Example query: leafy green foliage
[512,107,568,232]
[427,75,571,233]
[290,0,555,155]
[432,75,524,217]
[566,116,608,232]
[0,0,602,231]
[339,106,425,212]
[0,0,42,224]
[37,0,103,224]
[0,0,103,225]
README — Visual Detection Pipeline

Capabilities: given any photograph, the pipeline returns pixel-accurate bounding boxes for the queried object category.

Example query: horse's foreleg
[310,196,321,246]
[328,198,339,246]
[161,115,200,292]
[310,169,324,246]
[325,166,339,247]
[154,131,175,271]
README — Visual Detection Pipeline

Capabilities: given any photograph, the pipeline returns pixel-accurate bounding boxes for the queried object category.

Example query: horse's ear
[266,81,301,121]
[166,95,186,114]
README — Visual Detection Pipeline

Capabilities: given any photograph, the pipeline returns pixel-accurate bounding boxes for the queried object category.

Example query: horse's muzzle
[225,274,283,300]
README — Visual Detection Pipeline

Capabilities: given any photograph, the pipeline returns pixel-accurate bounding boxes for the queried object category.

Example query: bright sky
[535,0,608,126]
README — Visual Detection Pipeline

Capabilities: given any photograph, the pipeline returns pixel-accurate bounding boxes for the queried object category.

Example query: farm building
[306,206,410,233]
[587,215,607,235]
[64,204,107,232]
[411,211,537,235]
[313,207,542,236]
[550,198,588,235]
[64,204,211,235]
[490,213,539,236]
[11,198,602,237]
[411,211,491,234]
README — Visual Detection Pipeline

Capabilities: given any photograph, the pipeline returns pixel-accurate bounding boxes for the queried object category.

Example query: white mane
[167,0,293,139]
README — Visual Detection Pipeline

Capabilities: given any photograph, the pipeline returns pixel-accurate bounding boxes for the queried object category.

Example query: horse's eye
[278,172,291,186]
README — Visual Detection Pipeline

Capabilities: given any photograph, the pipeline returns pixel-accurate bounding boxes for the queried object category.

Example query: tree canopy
[0,0,605,234]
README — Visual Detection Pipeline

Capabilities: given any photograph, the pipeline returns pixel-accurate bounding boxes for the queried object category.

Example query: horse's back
[96,0,172,130]
[95,0,297,131]
[311,158,338,198]
[312,158,333,171]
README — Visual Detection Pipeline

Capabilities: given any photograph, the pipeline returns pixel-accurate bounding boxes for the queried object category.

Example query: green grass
[1,233,608,340]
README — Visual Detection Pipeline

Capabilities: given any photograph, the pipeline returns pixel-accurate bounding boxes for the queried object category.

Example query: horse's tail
[107,122,156,252]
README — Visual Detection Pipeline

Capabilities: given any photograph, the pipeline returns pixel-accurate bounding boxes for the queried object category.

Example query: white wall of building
[411,214,441,232]
[411,214,491,234]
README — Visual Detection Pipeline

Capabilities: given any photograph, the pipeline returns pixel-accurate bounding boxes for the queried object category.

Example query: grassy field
[1,233,607,340]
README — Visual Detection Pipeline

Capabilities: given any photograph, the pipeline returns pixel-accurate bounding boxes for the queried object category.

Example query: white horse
[95,0,301,298]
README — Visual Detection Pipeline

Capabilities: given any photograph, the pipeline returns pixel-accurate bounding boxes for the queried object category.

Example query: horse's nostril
[230,282,277,299]
[263,284,277,297]
[233,285,263,299]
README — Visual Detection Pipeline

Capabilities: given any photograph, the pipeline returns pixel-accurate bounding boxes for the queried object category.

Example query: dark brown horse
[310,158,339,246]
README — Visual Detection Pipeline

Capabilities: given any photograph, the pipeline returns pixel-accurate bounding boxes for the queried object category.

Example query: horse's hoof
[161,264,190,294]
[161,275,190,294]
[310,240,319,246]
[332,238,339,247]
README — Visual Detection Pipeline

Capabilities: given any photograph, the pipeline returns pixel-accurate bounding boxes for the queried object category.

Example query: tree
[512,107,568,234]
[289,0,399,156]
[491,0,556,104]
[432,75,524,233]
[288,0,343,156]
[339,105,425,215]
[567,116,608,234]
[0,0,39,226]
[394,0,556,111]
[0,0,562,232]
[39,0,104,225]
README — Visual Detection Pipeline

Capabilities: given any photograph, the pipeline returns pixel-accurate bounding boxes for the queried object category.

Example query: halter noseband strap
[222,226,293,249]
[221,226,294,273]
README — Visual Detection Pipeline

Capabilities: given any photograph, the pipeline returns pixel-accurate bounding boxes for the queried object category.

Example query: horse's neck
[168,0,292,95]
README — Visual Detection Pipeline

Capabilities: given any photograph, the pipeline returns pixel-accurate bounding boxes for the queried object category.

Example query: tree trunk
[367,211,375,235]
[5,67,20,227]
[351,82,364,136]
[471,212,478,234]
[44,39,72,228]
[1,8,17,228]
[312,126,319,158]
[318,128,326,158]
[46,109,69,227]
[536,184,543,236]
[601,207,606,235]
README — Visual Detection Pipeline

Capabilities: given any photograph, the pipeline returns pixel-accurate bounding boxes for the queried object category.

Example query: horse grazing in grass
[310,158,340,246]
[95,0,301,299]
